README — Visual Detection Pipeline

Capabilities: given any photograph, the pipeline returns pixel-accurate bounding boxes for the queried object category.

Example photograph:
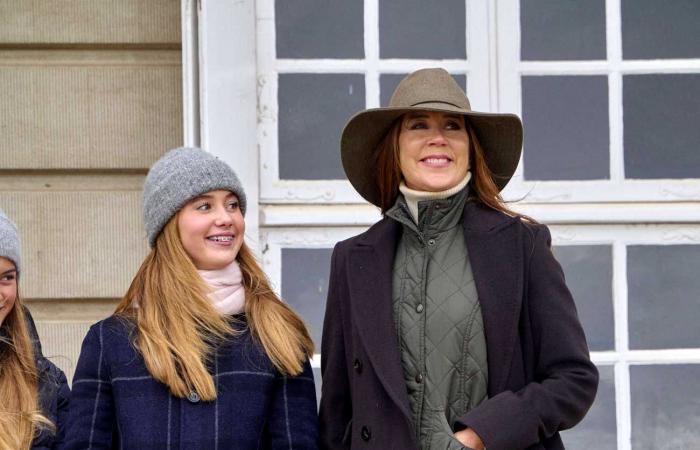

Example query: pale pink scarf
[197,260,246,315]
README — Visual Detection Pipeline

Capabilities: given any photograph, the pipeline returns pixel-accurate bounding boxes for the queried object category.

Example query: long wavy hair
[0,285,54,450]
[116,216,314,401]
[374,114,529,220]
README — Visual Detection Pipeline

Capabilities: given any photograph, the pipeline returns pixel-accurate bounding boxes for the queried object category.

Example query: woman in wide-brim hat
[319,68,598,450]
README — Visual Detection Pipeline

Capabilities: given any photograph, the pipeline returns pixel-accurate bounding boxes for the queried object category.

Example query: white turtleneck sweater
[197,260,246,315]
[398,172,472,223]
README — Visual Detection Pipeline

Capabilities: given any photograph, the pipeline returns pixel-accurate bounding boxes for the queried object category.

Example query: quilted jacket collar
[385,185,469,236]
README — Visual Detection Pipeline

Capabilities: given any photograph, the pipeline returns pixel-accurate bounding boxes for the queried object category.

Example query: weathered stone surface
[0,0,182,386]
[0,50,182,169]
[0,0,180,44]
[27,299,118,383]
[2,189,148,299]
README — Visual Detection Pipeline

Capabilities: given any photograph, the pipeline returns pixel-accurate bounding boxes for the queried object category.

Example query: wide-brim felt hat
[341,68,523,207]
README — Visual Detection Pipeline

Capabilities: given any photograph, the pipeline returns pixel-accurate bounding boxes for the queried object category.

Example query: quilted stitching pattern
[388,192,488,449]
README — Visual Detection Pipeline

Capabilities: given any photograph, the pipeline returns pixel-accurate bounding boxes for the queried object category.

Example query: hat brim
[341,104,523,207]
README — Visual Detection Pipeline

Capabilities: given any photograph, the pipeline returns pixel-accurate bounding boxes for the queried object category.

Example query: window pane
[623,74,700,179]
[522,76,610,180]
[631,365,700,449]
[553,245,614,351]
[281,248,332,348]
[628,245,700,349]
[562,365,617,449]
[275,0,363,58]
[622,0,700,59]
[380,73,467,107]
[278,74,365,180]
[521,0,606,60]
[379,0,466,59]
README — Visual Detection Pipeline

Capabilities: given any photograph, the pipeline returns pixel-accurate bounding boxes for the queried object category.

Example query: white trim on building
[198,0,260,245]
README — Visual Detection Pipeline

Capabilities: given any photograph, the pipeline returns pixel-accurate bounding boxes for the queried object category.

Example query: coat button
[415,372,423,384]
[415,303,424,313]
[187,390,200,403]
[360,425,371,441]
[353,358,363,374]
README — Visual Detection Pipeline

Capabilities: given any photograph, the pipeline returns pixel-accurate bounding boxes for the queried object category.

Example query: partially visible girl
[63,147,318,449]
[0,209,70,450]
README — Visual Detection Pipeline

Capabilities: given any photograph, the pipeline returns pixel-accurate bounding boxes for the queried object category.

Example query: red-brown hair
[374,114,529,221]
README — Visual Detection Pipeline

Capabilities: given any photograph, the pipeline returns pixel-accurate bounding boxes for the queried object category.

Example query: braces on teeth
[209,236,233,242]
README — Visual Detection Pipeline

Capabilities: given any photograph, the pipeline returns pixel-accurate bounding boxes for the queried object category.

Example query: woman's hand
[454,428,485,450]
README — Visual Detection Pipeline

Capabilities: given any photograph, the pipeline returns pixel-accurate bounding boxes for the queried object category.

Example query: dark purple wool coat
[319,201,598,450]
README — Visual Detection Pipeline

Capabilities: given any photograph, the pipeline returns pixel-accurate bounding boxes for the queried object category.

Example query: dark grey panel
[522,76,610,180]
[278,74,365,180]
[379,0,466,59]
[553,246,614,351]
[281,248,333,348]
[631,365,700,449]
[380,73,467,107]
[521,0,606,60]
[622,0,700,59]
[275,0,363,58]
[628,245,700,349]
[562,365,617,450]
[623,74,700,179]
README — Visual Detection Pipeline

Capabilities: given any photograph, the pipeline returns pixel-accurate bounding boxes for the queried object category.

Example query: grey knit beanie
[0,209,21,272]
[143,147,247,247]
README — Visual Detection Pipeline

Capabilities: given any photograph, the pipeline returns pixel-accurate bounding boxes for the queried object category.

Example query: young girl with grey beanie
[63,147,318,449]
[0,209,70,449]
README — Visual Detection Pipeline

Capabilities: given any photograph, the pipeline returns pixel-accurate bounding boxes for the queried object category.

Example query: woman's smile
[206,232,235,246]
[419,153,453,168]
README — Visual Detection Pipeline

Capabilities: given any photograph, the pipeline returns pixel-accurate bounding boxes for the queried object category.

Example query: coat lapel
[347,218,412,420]
[463,202,524,395]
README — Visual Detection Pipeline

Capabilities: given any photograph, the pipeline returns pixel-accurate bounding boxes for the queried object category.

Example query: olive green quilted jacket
[387,188,489,450]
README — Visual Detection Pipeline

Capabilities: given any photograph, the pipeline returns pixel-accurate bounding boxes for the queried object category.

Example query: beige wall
[0,0,183,382]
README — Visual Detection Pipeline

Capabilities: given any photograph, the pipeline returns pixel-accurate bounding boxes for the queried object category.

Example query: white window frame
[497,0,700,206]
[256,0,493,204]
[260,226,366,370]
[551,224,700,450]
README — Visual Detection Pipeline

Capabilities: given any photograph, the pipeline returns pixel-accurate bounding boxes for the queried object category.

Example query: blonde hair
[116,216,314,401]
[0,289,54,450]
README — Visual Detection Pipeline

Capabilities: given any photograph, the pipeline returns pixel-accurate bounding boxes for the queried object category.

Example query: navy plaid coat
[62,315,318,449]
